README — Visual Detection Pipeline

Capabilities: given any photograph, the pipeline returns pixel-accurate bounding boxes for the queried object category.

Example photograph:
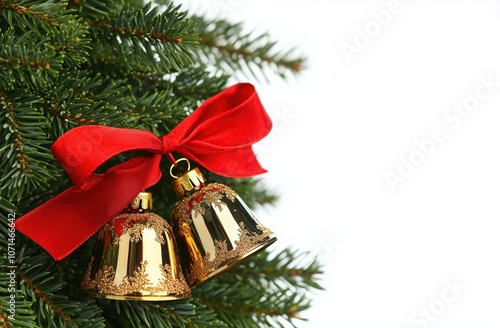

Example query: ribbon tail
[16,156,162,260]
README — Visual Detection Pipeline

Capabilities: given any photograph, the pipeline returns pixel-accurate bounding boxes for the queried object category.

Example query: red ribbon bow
[16,83,272,260]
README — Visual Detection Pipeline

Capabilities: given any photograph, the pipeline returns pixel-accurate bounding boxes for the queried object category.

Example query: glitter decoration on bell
[81,192,190,300]
[169,158,277,286]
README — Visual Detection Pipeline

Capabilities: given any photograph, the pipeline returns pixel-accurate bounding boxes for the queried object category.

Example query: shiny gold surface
[130,192,153,210]
[82,212,190,300]
[172,183,277,286]
[171,167,206,197]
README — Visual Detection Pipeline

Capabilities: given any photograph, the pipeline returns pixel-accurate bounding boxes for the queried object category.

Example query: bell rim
[191,236,278,286]
[83,291,191,301]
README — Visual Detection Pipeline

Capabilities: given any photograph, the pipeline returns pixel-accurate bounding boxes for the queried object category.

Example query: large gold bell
[81,192,190,301]
[170,158,277,286]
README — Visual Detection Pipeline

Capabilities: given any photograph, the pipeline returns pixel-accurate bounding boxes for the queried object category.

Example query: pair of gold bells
[81,158,277,301]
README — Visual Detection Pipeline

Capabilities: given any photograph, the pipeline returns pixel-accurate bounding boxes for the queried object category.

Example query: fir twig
[0,0,68,29]
[107,299,228,328]
[192,249,324,327]
[0,28,62,90]
[0,91,57,202]
[87,2,199,76]
[17,249,105,327]
[191,16,305,82]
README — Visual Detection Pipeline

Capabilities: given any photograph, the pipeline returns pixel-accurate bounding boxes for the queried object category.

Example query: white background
[182,1,500,327]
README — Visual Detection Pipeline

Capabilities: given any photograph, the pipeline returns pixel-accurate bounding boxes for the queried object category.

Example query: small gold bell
[81,192,190,300]
[170,158,277,286]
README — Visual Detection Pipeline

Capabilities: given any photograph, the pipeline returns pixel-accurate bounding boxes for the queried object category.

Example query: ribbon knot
[161,135,172,155]
[16,83,272,260]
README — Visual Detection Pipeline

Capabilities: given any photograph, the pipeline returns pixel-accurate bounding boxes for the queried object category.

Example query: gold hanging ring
[169,158,191,178]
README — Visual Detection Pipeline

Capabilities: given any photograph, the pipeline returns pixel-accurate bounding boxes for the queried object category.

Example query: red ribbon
[15,83,272,260]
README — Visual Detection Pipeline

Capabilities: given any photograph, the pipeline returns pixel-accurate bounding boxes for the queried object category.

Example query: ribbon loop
[53,126,164,188]
[16,83,272,260]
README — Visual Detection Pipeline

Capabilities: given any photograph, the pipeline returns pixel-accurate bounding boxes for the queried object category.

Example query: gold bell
[170,158,277,286]
[81,192,190,300]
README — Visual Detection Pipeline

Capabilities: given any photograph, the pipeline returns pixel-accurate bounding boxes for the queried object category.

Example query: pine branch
[194,276,307,328]
[40,71,135,132]
[0,2,90,87]
[0,274,37,328]
[191,16,305,82]
[0,200,35,327]
[0,202,103,328]
[67,0,124,20]
[128,89,184,135]
[0,91,58,202]
[127,65,230,134]
[232,248,324,291]
[87,2,199,76]
[51,17,92,68]
[0,197,16,247]
[0,28,62,90]
[17,249,105,327]
[168,65,229,111]
[106,299,228,328]
[41,70,196,137]
[0,0,69,31]
[192,249,324,327]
